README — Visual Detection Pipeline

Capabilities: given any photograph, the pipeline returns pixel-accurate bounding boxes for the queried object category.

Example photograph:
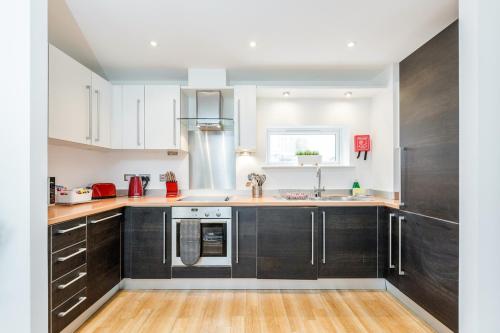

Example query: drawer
[51,288,88,333]
[52,241,87,281]
[51,217,87,253]
[51,265,87,309]
[87,209,123,249]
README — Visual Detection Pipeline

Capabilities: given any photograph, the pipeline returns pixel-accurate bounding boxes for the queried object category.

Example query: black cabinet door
[123,207,171,279]
[232,207,257,278]
[87,209,122,304]
[397,212,458,332]
[257,207,317,280]
[379,207,402,285]
[318,207,377,278]
[399,21,458,222]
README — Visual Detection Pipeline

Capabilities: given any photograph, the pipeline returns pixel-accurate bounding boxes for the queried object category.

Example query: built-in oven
[171,207,231,267]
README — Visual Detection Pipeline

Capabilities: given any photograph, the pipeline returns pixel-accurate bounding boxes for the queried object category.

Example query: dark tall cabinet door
[379,208,403,286]
[398,212,459,332]
[232,207,257,278]
[399,20,458,222]
[123,207,171,279]
[87,209,122,305]
[318,207,377,278]
[257,207,317,280]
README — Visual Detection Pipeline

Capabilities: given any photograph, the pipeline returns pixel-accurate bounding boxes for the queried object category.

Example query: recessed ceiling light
[344,91,353,98]
[249,41,257,48]
[149,40,158,47]
[283,91,290,97]
[347,41,356,48]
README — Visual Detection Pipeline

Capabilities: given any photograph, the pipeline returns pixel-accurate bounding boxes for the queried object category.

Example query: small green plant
[296,150,320,156]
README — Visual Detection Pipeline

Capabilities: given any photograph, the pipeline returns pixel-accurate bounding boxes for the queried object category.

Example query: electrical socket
[159,174,167,182]
[124,173,151,181]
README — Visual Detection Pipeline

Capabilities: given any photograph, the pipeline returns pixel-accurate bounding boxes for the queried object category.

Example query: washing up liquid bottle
[352,180,362,196]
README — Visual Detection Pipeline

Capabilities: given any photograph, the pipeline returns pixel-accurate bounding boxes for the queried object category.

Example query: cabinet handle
[57,272,86,290]
[57,296,86,318]
[173,99,177,146]
[137,99,141,146]
[400,147,407,207]
[90,213,122,224]
[57,248,86,262]
[398,216,405,276]
[311,211,314,266]
[86,85,92,141]
[94,89,100,142]
[56,223,86,234]
[388,213,396,269]
[162,211,166,264]
[322,211,326,264]
[235,210,239,264]
[237,99,241,147]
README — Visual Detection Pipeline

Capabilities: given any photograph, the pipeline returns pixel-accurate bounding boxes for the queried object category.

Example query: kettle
[128,176,150,198]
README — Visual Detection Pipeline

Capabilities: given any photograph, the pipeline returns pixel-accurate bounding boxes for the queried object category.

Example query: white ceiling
[64,0,458,81]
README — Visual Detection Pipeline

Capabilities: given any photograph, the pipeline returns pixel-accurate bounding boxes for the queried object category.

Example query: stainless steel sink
[277,194,374,202]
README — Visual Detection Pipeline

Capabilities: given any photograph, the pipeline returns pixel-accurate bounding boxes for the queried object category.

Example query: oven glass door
[175,221,228,258]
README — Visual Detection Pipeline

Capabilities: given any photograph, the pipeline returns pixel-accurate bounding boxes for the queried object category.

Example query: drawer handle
[57,272,87,290]
[57,248,86,262]
[56,223,86,234]
[90,213,123,224]
[57,296,87,318]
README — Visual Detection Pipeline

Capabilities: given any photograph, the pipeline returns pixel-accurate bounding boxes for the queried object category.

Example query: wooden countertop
[48,195,400,225]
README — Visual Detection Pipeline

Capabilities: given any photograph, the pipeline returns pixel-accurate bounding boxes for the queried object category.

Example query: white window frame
[266,127,343,165]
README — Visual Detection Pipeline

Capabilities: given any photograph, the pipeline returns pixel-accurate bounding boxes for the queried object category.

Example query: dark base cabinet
[232,207,257,278]
[123,207,171,279]
[87,210,122,305]
[257,207,318,280]
[389,212,458,332]
[318,207,378,278]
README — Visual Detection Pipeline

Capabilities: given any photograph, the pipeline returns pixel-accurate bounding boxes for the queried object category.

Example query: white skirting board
[121,278,387,290]
[60,284,119,333]
[386,281,453,333]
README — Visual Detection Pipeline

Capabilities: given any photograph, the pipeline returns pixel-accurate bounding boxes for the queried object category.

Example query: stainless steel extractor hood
[196,91,223,131]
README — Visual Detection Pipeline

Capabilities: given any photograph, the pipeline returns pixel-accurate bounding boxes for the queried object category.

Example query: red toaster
[91,183,117,199]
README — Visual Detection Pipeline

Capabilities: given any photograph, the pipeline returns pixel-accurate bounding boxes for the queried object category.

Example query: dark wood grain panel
[399,20,458,222]
[87,210,122,304]
[51,288,88,333]
[257,207,317,280]
[398,212,458,332]
[51,264,87,309]
[232,207,257,278]
[172,266,231,278]
[123,207,171,279]
[51,217,87,253]
[52,241,87,281]
[318,207,377,278]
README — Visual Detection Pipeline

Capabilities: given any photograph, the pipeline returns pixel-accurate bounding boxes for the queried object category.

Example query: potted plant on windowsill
[296,150,322,166]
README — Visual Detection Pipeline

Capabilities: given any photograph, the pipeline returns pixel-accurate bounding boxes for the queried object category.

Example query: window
[266,127,342,165]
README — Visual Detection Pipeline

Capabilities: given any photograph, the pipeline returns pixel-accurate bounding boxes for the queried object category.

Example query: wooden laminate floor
[77,290,435,333]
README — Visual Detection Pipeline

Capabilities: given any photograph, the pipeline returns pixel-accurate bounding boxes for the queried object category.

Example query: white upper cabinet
[145,85,181,150]
[49,44,93,145]
[121,85,145,149]
[234,85,257,152]
[91,73,112,148]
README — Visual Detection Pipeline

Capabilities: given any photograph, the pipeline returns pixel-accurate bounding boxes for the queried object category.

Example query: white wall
[236,97,393,191]
[0,1,48,332]
[49,144,189,190]
[459,0,500,331]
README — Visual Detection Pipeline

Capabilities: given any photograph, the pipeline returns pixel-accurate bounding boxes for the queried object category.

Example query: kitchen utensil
[91,183,117,199]
[165,171,179,197]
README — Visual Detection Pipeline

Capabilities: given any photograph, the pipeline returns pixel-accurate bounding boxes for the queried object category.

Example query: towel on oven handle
[180,219,201,266]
